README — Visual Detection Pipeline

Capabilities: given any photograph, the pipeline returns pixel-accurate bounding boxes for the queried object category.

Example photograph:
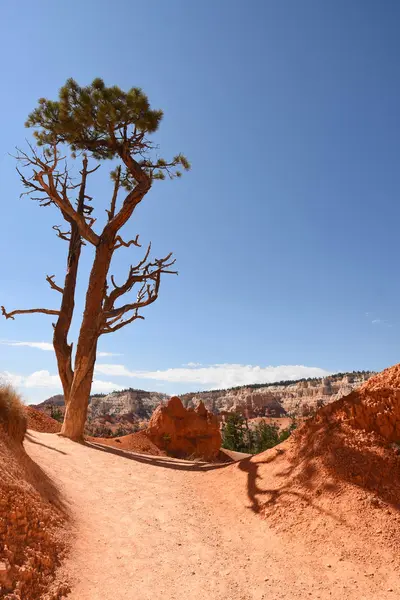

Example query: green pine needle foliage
[25,78,191,184]
[221,413,297,455]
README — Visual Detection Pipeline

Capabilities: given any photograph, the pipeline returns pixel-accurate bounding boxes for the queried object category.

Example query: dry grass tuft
[0,383,27,443]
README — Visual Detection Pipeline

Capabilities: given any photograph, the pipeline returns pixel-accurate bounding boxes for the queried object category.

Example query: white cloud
[94,363,330,389]
[1,372,25,388]
[0,341,123,357]
[365,312,393,328]
[0,340,54,351]
[94,364,130,377]
[1,370,59,388]
[0,370,123,393]
[25,370,60,387]
[92,379,125,393]
[371,318,392,328]
[183,362,203,367]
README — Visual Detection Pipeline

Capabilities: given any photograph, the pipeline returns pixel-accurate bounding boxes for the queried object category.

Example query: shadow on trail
[237,411,400,527]
[25,432,68,455]
[83,440,231,472]
[237,447,345,525]
[237,452,281,513]
[22,434,68,514]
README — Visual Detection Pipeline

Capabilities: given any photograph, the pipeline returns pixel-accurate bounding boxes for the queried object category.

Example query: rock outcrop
[322,363,400,442]
[146,397,221,460]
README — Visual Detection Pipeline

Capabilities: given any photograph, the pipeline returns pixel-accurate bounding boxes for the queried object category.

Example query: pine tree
[222,413,248,452]
[252,421,280,454]
[1,78,190,441]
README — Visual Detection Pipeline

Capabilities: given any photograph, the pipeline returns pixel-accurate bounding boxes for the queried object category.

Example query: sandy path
[25,431,397,600]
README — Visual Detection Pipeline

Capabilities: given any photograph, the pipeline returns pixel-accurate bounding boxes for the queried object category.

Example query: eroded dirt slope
[25,406,62,434]
[0,431,68,599]
[25,431,400,600]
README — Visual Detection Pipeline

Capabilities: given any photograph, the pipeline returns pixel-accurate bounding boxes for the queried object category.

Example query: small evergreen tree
[252,421,280,454]
[222,415,298,454]
[222,413,248,452]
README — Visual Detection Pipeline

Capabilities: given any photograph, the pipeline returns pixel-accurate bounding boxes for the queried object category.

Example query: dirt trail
[25,431,398,600]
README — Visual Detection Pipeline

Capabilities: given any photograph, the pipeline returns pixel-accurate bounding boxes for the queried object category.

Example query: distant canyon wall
[180,372,374,418]
[35,373,374,434]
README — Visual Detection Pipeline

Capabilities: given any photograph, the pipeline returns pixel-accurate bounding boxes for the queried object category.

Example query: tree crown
[25,78,190,182]
[26,78,161,158]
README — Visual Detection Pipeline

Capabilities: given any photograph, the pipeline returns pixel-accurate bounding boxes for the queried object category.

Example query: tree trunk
[53,223,82,405]
[60,236,114,440]
[60,356,95,440]
[53,158,88,407]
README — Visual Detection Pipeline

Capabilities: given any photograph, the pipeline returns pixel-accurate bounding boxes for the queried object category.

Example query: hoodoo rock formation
[146,396,221,460]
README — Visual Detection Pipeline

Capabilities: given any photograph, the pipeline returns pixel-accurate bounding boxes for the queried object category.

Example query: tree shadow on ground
[294,418,400,508]
[236,448,344,525]
[25,432,68,455]
[83,439,232,472]
[19,434,68,514]
[237,417,400,524]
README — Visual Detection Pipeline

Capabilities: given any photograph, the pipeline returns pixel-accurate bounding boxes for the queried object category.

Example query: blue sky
[1,0,400,403]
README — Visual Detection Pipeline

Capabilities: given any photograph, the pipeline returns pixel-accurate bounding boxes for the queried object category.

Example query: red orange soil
[18,363,400,599]
[202,365,400,598]
[335,362,400,441]
[25,429,400,599]
[0,431,67,599]
[88,430,166,455]
[25,406,62,434]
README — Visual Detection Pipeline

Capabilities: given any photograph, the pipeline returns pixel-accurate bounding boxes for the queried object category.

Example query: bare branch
[101,309,144,335]
[105,275,161,321]
[17,145,100,246]
[107,165,121,221]
[53,225,71,241]
[86,164,101,176]
[114,234,141,250]
[100,241,176,338]
[85,216,96,228]
[46,274,64,294]
[104,148,151,235]
[104,255,176,323]
[1,306,60,320]
[106,243,153,307]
